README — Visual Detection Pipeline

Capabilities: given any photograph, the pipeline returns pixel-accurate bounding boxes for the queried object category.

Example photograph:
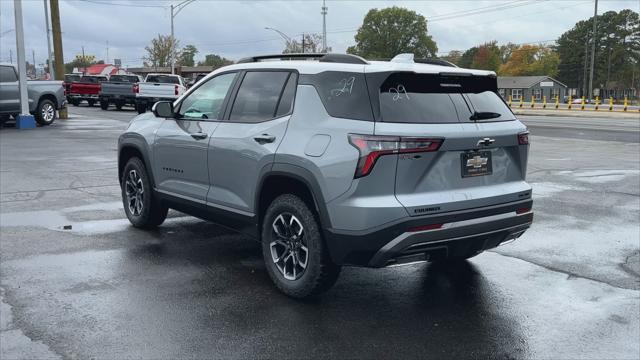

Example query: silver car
[118,53,533,298]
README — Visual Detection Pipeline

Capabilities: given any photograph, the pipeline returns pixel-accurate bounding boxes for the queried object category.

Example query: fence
[507,95,640,113]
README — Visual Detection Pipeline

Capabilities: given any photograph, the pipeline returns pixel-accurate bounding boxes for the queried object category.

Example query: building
[497,76,567,102]
[126,65,217,80]
[73,63,127,77]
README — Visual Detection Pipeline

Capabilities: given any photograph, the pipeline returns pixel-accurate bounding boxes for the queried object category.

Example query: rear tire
[115,101,124,111]
[261,194,341,298]
[121,157,168,229]
[135,102,146,114]
[100,100,109,110]
[34,99,56,125]
[71,99,80,106]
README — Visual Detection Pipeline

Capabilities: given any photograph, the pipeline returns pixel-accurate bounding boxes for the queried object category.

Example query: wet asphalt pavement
[1,106,639,359]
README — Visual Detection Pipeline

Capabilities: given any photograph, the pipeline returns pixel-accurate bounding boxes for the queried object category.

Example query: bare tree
[283,34,330,54]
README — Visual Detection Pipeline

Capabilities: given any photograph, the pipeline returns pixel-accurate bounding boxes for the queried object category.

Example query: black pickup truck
[98,74,141,110]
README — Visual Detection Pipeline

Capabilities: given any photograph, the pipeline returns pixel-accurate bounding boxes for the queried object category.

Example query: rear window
[65,74,81,82]
[80,77,106,83]
[110,75,138,83]
[377,72,514,123]
[301,71,373,121]
[0,66,17,82]
[146,75,180,84]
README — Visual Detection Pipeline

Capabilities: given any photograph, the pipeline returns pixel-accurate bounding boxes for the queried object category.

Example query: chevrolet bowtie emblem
[477,138,495,147]
[466,155,488,169]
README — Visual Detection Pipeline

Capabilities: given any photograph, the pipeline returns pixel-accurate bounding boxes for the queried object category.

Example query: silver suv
[118,53,533,298]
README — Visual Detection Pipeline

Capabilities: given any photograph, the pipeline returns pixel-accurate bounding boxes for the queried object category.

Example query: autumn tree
[144,34,180,68]
[455,42,501,71]
[282,34,329,54]
[441,50,462,65]
[347,7,437,59]
[498,44,560,76]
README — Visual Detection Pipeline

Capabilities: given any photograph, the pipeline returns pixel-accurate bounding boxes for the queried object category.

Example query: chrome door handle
[254,134,276,144]
[190,132,208,140]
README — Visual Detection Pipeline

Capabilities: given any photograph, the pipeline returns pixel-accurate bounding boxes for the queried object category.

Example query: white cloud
[0,0,637,67]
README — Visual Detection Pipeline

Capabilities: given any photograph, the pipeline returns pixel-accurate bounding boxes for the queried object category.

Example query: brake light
[133,84,139,94]
[516,207,531,214]
[348,134,443,178]
[174,84,179,96]
[408,223,443,232]
[518,132,529,145]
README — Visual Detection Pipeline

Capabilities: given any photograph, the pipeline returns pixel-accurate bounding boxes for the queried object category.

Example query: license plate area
[461,151,492,177]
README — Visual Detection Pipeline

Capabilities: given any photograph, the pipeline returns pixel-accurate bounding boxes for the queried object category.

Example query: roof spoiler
[390,53,458,68]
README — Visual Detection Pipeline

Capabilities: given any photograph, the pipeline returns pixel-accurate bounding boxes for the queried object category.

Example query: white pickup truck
[134,73,187,114]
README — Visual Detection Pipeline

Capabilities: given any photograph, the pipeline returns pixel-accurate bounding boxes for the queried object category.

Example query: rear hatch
[367,71,531,216]
[140,75,180,98]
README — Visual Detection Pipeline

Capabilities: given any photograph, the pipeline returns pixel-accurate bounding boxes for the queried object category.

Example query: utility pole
[588,0,598,100]
[50,0,68,119]
[44,0,54,80]
[301,33,305,53]
[170,4,174,74]
[321,0,327,52]
[582,36,589,97]
[9,49,12,63]
[32,49,36,77]
[106,40,109,64]
[13,0,36,128]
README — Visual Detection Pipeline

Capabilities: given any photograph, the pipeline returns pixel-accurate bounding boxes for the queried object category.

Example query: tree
[555,9,640,90]
[458,46,477,68]
[282,34,329,54]
[178,45,198,67]
[197,54,233,67]
[64,54,97,73]
[144,34,179,68]
[441,50,462,65]
[455,42,501,71]
[498,44,560,76]
[346,6,437,59]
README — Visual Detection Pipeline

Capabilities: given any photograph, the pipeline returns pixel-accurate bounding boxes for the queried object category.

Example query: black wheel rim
[270,213,308,281]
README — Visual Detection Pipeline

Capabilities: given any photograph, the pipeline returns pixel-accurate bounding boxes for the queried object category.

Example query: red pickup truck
[68,75,107,106]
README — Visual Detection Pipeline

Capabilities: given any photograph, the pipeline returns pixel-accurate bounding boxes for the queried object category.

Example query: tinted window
[229,71,290,122]
[178,72,236,120]
[65,74,81,82]
[146,75,180,84]
[276,73,297,117]
[378,72,513,123]
[0,66,18,82]
[80,76,106,83]
[110,75,138,83]
[303,72,373,121]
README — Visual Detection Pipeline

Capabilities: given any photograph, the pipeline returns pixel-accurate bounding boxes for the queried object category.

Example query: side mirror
[152,101,174,118]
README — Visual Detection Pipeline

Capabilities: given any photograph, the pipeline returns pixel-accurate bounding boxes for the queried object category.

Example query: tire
[87,100,95,107]
[71,99,80,106]
[135,102,146,114]
[121,157,168,229]
[34,99,56,125]
[261,194,341,298]
[115,101,124,111]
[100,100,109,110]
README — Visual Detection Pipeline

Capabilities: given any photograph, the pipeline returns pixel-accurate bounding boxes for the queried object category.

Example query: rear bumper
[69,94,99,99]
[100,94,136,102]
[324,199,533,267]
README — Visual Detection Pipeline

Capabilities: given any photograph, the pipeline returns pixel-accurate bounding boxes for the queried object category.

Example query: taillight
[518,131,529,145]
[516,207,531,214]
[348,134,443,178]
[174,85,179,96]
[407,223,443,232]
[133,84,139,94]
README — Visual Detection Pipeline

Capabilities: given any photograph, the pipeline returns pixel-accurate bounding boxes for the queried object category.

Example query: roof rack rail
[236,53,368,65]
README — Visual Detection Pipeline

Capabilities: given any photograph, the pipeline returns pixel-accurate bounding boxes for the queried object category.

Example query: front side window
[0,66,17,82]
[229,71,291,123]
[178,72,237,120]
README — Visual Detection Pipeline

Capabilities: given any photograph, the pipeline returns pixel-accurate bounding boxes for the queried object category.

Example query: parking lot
[1,106,639,359]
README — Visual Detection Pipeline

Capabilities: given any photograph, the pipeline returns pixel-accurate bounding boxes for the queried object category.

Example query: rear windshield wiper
[469,111,501,121]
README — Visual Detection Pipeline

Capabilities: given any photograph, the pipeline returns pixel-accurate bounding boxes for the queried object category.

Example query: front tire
[71,99,80,106]
[34,99,56,125]
[261,194,341,298]
[100,100,109,110]
[121,157,168,229]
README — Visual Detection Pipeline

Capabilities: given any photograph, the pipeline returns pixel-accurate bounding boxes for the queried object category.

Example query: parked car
[134,73,186,114]
[99,74,141,111]
[0,63,66,125]
[63,73,81,102]
[118,53,533,298]
[68,75,107,106]
[187,73,207,88]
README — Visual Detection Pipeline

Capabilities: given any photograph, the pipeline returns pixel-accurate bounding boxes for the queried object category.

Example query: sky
[0,0,638,68]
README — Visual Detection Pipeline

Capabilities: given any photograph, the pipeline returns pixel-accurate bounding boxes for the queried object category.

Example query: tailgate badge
[477,138,495,147]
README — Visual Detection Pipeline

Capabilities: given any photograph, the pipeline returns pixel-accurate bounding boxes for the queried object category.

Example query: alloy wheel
[41,103,55,123]
[125,169,144,216]
[270,213,308,281]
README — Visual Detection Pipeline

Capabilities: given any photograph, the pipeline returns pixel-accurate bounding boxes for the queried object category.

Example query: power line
[74,0,167,8]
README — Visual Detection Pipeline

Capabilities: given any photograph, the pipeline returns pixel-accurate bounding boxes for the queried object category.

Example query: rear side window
[0,66,17,82]
[229,71,291,123]
[377,72,513,123]
[302,71,373,121]
[276,73,297,117]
